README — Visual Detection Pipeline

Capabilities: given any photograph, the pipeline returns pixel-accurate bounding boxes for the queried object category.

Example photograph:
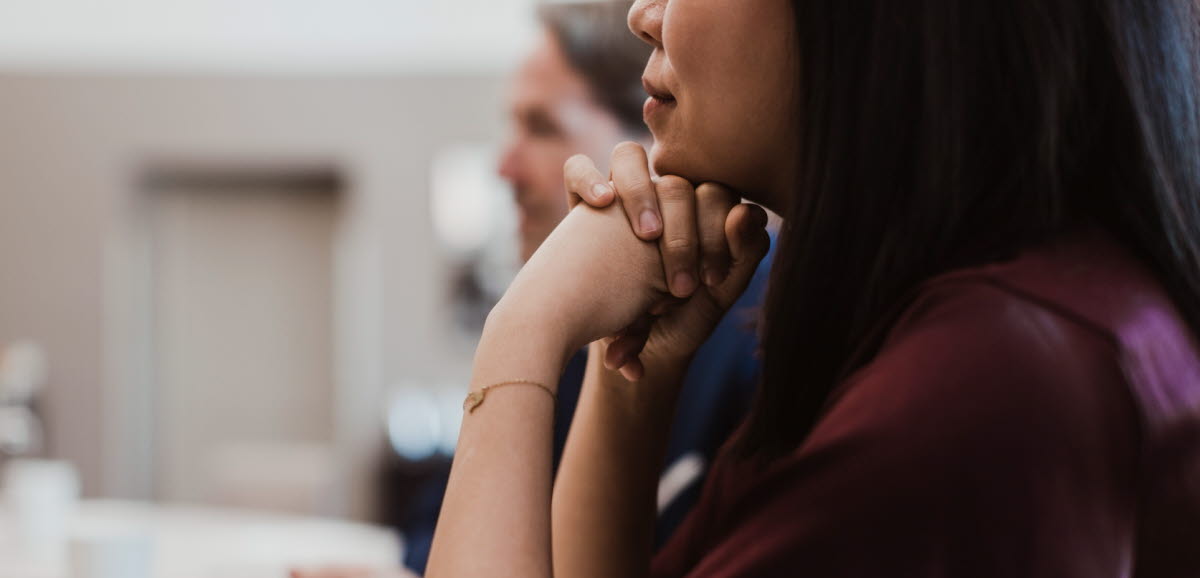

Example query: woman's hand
[487,201,672,363]
[428,143,767,578]
[566,142,723,297]
[562,143,771,381]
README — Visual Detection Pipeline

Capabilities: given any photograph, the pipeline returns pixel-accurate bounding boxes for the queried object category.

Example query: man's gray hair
[539,1,653,136]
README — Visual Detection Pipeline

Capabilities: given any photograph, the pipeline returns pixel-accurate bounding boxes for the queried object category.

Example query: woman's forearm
[423,196,734,577]
[551,342,686,578]
[425,307,573,578]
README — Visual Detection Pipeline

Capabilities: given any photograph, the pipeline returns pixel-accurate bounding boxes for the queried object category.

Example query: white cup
[2,458,80,559]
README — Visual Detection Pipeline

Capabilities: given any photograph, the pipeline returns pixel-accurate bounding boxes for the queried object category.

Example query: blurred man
[499,3,650,263]
[296,2,769,577]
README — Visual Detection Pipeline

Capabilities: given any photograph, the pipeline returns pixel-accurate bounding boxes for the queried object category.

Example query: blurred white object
[0,342,48,458]
[0,499,401,578]
[430,145,516,258]
[386,385,442,462]
[0,406,44,455]
[0,340,48,403]
[69,529,153,578]
[3,459,81,559]
[656,452,706,514]
[206,442,338,516]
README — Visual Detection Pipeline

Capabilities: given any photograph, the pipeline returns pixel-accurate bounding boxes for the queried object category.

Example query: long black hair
[737,0,1200,458]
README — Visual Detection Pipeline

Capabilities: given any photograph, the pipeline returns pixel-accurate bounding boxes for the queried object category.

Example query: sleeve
[652,282,1141,578]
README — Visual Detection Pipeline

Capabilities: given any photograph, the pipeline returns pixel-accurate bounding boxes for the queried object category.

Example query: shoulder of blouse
[895,228,1200,438]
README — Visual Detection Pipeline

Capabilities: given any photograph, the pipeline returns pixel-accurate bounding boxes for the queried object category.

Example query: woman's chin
[649,142,703,183]
[651,142,736,190]
[650,141,783,212]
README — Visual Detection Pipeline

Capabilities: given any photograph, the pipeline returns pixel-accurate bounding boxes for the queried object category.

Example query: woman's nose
[628,0,665,48]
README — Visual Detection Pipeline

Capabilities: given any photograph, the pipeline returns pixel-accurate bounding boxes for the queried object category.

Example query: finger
[604,333,648,370]
[610,142,662,239]
[710,203,771,309]
[604,318,652,369]
[656,175,700,297]
[563,154,615,209]
[601,331,648,381]
[618,358,645,381]
[604,335,631,369]
[695,183,739,287]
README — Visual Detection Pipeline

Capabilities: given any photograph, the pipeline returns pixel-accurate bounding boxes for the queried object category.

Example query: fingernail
[703,267,722,287]
[592,183,612,201]
[673,271,696,296]
[639,210,661,235]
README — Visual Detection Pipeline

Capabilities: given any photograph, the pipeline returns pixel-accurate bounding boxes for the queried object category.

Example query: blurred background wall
[0,0,539,521]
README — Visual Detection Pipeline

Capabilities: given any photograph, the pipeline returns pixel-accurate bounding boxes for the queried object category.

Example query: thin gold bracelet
[463,379,556,414]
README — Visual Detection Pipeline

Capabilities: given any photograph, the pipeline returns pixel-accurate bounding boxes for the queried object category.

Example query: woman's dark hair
[738,0,1200,458]
[539,1,651,135]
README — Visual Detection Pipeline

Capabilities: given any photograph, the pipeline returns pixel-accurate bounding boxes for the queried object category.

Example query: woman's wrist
[473,299,577,393]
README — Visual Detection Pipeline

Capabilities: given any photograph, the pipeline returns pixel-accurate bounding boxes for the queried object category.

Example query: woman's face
[629,0,797,212]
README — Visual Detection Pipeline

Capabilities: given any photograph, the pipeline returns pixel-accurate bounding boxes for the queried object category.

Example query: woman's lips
[643,94,676,121]
[642,77,676,121]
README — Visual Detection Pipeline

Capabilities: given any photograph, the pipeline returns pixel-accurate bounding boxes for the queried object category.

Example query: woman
[428,0,1200,576]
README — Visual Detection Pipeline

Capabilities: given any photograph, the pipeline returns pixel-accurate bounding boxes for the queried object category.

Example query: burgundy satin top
[652,230,1200,577]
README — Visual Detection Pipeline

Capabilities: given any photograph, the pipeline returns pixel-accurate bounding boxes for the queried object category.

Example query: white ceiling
[0,0,540,74]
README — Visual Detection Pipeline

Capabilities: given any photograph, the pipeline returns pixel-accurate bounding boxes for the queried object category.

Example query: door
[148,173,338,513]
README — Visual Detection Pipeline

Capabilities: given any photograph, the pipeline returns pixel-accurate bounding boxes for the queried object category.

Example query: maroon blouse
[652,230,1200,577]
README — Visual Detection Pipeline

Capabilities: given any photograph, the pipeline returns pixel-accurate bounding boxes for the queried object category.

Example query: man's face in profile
[498,30,625,262]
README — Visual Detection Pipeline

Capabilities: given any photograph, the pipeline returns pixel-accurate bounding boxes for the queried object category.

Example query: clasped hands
[489,142,770,383]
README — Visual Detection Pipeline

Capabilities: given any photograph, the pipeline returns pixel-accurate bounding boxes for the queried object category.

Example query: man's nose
[497,141,522,184]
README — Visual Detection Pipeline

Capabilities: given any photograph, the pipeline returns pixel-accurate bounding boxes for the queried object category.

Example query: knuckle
[564,154,595,177]
[695,181,734,195]
[696,182,737,204]
[655,175,694,202]
[620,176,655,201]
[694,188,721,205]
[663,236,696,254]
[700,229,729,250]
[563,153,586,170]
[612,141,646,159]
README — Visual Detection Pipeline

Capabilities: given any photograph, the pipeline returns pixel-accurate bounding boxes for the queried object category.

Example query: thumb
[709,203,770,309]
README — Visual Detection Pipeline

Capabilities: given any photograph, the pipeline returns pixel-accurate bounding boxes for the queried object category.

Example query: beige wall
[0,75,505,519]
